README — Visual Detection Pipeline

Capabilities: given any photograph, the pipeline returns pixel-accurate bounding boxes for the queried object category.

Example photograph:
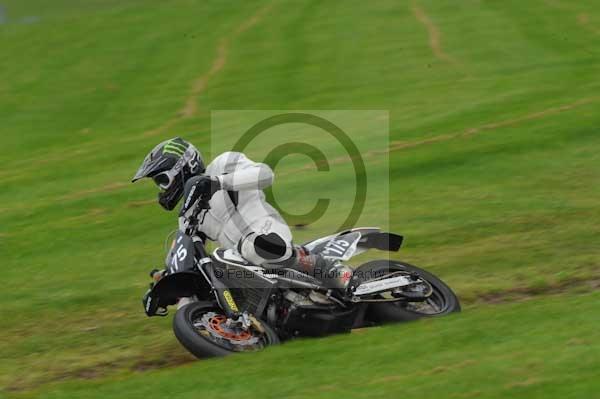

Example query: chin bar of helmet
[156,145,201,211]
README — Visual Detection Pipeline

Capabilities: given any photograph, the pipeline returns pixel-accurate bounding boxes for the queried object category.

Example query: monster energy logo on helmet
[162,139,188,157]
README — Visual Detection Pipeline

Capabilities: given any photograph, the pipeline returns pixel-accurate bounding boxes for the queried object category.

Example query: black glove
[179,175,221,217]
[196,175,221,198]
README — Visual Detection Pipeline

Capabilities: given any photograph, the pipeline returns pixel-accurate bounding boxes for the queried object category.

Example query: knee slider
[238,232,293,266]
[254,233,288,260]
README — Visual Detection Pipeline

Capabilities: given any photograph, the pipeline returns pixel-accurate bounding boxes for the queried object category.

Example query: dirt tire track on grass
[145,4,274,137]
[37,4,275,205]
[126,199,156,207]
[59,182,129,201]
[5,97,597,209]
[387,97,598,152]
[274,97,598,177]
[468,276,600,305]
[5,350,197,393]
[411,1,461,68]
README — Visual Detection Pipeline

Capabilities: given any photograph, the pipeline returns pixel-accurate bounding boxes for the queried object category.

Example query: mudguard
[150,231,212,309]
[150,271,211,308]
[359,231,403,252]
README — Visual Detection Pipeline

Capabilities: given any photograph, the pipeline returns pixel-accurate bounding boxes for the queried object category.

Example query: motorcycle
[144,194,460,358]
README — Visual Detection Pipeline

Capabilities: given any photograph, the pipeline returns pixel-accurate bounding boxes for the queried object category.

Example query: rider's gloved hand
[179,175,221,217]
[195,175,221,199]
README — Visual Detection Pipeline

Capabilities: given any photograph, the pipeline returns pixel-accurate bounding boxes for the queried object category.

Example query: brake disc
[196,312,260,346]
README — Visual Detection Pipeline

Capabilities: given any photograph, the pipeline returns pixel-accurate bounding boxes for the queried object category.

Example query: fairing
[303,227,403,258]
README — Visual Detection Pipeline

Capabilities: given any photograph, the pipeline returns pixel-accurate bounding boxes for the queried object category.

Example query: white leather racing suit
[179,151,293,265]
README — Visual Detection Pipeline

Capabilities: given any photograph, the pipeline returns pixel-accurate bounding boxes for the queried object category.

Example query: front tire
[355,260,460,323]
[173,301,280,358]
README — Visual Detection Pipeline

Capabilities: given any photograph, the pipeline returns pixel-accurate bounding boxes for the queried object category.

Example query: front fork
[195,258,241,319]
[170,266,241,317]
[192,239,243,320]
[198,262,264,331]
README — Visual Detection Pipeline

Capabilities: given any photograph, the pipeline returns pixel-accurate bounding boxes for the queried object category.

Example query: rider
[132,137,353,313]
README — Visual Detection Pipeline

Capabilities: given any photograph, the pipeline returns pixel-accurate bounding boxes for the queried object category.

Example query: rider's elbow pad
[220,164,273,191]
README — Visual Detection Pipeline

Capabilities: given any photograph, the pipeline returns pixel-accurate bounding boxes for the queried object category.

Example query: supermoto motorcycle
[144,194,460,358]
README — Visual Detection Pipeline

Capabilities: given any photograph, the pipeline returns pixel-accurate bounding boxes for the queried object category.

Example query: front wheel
[173,301,280,358]
[356,260,460,323]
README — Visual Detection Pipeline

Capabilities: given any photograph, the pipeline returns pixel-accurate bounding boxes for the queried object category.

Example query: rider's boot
[292,246,354,292]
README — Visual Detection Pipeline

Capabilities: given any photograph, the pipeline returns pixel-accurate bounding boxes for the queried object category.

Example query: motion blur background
[1,1,599,398]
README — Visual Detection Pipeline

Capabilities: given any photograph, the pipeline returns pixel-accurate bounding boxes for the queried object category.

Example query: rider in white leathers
[180,151,294,266]
[132,138,352,316]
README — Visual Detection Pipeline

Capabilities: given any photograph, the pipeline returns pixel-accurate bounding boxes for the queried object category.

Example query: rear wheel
[355,260,460,323]
[173,301,279,358]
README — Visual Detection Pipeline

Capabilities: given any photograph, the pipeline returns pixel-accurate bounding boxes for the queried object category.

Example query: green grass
[12,292,600,399]
[1,0,599,397]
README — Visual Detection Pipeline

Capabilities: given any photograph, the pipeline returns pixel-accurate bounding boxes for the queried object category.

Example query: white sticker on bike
[170,236,186,271]
[353,275,412,296]
[321,233,361,261]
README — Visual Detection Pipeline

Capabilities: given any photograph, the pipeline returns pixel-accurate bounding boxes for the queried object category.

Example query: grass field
[1,0,599,397]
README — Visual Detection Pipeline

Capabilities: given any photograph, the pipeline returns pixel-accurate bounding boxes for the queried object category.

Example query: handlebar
[185,192,212,235]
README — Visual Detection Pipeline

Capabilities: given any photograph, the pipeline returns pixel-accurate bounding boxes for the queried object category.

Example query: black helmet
[132,137,204,210]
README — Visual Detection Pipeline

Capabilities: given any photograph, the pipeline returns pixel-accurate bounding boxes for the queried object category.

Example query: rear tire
[173,301,280,358]
[355,260,460,323]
